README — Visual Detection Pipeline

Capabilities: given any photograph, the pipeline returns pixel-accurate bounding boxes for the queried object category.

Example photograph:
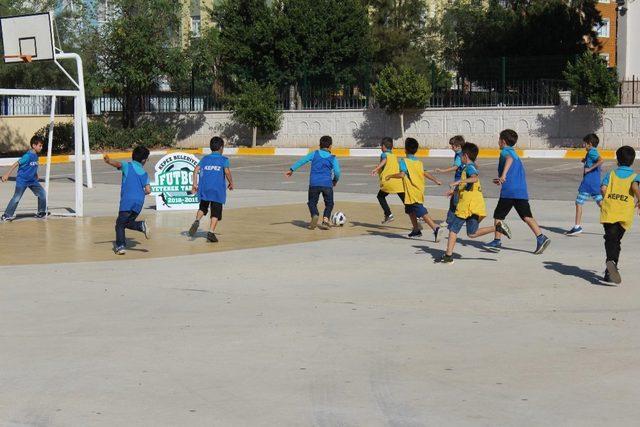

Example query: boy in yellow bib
[371,137,405,223]
[599,146,640,284]
[440,143,512,264]
[385,138,442,241]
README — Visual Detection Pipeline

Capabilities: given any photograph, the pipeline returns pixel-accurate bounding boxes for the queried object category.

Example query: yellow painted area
[565,149,616,160]
[392,148,429,158]
[39,155,69,165]
[477,148,523,158]
[237,147,277,156]
[330,148,351,157]
[103,152,133,160]
[0,202,446,266]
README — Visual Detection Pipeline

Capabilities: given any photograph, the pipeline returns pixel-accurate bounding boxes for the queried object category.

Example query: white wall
[617,1,640,80]
[140,105,640,150]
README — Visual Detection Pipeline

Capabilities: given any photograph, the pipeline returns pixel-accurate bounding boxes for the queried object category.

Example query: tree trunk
[252,126,257,148]
[399,112,405,142]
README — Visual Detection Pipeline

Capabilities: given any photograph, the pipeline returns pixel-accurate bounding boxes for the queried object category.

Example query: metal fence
[620,77,640,105]
[0,95,75,116]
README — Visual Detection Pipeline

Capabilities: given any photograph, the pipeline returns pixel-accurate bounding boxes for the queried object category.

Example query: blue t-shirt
[584,148,601,169]
[16,151,39,186]
[498,146,528,200]
[453,150,463,180]
[198,153,230,204]
[290,149,341,187]
[601,166,640,186]
[119,161,149,213]
[398,154,418,175]
[579,148,602,195]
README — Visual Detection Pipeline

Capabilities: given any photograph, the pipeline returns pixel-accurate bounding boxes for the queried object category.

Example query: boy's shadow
[413,245,498,262]
[540,225,598,236]
[542,261,613,286]
[95,239,149,253]
[350,221,408,231]
[366,230,412,240]
[179,230,224,240]
[270,220,311,229]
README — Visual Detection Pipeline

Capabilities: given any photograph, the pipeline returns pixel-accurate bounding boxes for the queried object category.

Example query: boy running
[188,136,234,242]
[484,129,550,254]
[435,135,465,225]
[599,146,640,284]
[103,146,152,255]
[1,135,47,221]
[566,133,605,236]
[385,138,442,241]
[371,137,404,223]
[440,142,512,264]
[285,135,340,230]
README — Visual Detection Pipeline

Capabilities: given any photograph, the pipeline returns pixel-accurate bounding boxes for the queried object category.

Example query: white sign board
[1,12,55,63]
[150,152,200,211]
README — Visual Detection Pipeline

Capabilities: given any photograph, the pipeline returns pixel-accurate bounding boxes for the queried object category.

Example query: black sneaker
[433,226,440,243]
[496,222,512,239]
[34,211,50,219]
[1,214,16,222]
[440,254,454,264]
[606,261,621,284]
[188,220,200,237]
[207,232,218,243]
[382,214,395,224]
[408,229,422,238]
[603,270,612,283]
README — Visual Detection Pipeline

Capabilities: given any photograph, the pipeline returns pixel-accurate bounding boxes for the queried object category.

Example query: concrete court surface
[1,158,640,426]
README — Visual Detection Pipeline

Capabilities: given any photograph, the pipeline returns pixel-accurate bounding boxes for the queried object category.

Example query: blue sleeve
[224,157,230,168]
[332,157,341,181]
[142,171,150,186]
[380,152,388,160]
[399,158,408,174]
[121,161,129,177]
[290,152,315,172]
[601,171,611,187]
[635,174,640,184]
[465,164,478,176]
[18,153,30,166]
[453,155,462,168]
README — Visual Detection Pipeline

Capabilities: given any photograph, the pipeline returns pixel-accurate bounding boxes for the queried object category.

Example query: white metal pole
[45,95,56,213]
[55,52,93,188]
[74,96,84,217]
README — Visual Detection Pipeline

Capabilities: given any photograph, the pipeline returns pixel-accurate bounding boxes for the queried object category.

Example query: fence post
[633,75,636,105]
[501,56,506,105]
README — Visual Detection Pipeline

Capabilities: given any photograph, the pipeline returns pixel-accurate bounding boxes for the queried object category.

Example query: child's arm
[285,152,314,177]
[332,157,341,187]
[435,165,457,174]
[495,156,513,184]
[450,175,479,188]
[371,157,387,176]
[585,156,605,174]
[632,182,640,215]
[191,165,200,194]
[424,171,442,185]
[601,185,607,198]
[224,167,234,190]
[103,154,122,170]
[385,172,405,181]
[144,184,151,195]
[1,161,19,182]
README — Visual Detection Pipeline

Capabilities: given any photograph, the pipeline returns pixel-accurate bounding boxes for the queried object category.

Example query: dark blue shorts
[405,203,428,217]
[448,214,480,235]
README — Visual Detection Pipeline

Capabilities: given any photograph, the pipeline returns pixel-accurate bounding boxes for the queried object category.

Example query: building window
[595,19,610,38]
[598,0,610,3]
[191,16,201,38]
[600,53,610,65]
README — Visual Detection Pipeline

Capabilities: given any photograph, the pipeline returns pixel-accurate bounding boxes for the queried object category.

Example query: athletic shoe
[565,226,583,236]
[433,226,440,243]
[34,211,50,219]
[141,221,151,240]
[603,270,612,284]
[308,215,319,230]
[408,229,422,238]
[1,214,16,222]
[497,222,512,239]
[115,246,126,255]
[382,214,395,224]
[207,232,218,243]
[188,220,199,237]
[484,239,502,252]
[440,254,454,265]
[534,234,551,255]
[606,260,621,284]
[319,219,332,230]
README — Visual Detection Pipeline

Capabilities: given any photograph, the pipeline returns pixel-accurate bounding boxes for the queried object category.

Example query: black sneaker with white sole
[188,220,200,237]
[1,214,16,222]
[382,214,395,224]
[408,229,422,238]
[496,222,512,239]
[207,232,218,243]
[440,254,454,264]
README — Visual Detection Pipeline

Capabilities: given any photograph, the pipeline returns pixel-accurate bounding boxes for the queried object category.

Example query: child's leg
[603,223,625,265]
[321,187,334,221]
[574,203,583,227]
[514,200,543,236]
[209,217,219,232]
[3,185,27,217]
[307,187,321,218]
[492,199,512,240]
[377,190,392,217]
[467,219,496,238]
[522,216,543,236]
[115,211,133,248]
[420,213,438,231]
[209,203,223,232]
[30,183,47,214]
[445,229,458,256]
[409,212,419,230]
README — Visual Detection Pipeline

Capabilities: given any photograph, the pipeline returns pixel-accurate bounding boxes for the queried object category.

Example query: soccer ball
[332,211,347,227]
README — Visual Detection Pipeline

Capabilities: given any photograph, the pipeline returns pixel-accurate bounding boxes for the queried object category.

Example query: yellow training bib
[601,171,637,230]
[402,157,425,205]
[455,167,486,219]
[380,152,404,194]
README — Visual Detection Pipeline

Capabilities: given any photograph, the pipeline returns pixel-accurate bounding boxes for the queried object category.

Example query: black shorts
[493,198,532,220]
[199,200,223,219]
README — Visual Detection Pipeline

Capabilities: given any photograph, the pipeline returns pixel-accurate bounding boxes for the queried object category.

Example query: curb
[0,148,631,166]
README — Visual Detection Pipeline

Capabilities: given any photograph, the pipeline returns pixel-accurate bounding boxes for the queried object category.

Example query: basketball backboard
[1,12,55,63]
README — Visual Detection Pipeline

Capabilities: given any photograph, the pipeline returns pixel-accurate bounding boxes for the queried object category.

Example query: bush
[231,81,283,146]
[563,52,620,109]
[36,121,177,154]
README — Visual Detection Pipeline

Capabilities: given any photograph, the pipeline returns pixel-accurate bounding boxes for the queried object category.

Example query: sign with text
[150,152,200,211]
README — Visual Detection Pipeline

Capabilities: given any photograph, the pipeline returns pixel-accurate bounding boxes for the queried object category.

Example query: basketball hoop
[2,54,33,63]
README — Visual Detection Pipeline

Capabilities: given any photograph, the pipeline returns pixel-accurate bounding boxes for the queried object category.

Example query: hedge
[36,122,177,154]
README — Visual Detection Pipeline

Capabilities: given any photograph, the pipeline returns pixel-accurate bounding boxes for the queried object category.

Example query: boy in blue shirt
[285,135,340,230]
[188,136,234,242]
[1,135,47,221]
[435,135,465,225]
[566,133,604,236]
[104,147,152,255]
[484,129,550,254]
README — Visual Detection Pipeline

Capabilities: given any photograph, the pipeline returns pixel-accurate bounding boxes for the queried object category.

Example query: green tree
[231,81,283,147]
[564,52,619,109]
[97,0,189,128]
[373,65,431,140]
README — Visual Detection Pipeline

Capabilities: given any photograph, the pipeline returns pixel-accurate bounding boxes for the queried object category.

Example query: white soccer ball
[332,211,347,227]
